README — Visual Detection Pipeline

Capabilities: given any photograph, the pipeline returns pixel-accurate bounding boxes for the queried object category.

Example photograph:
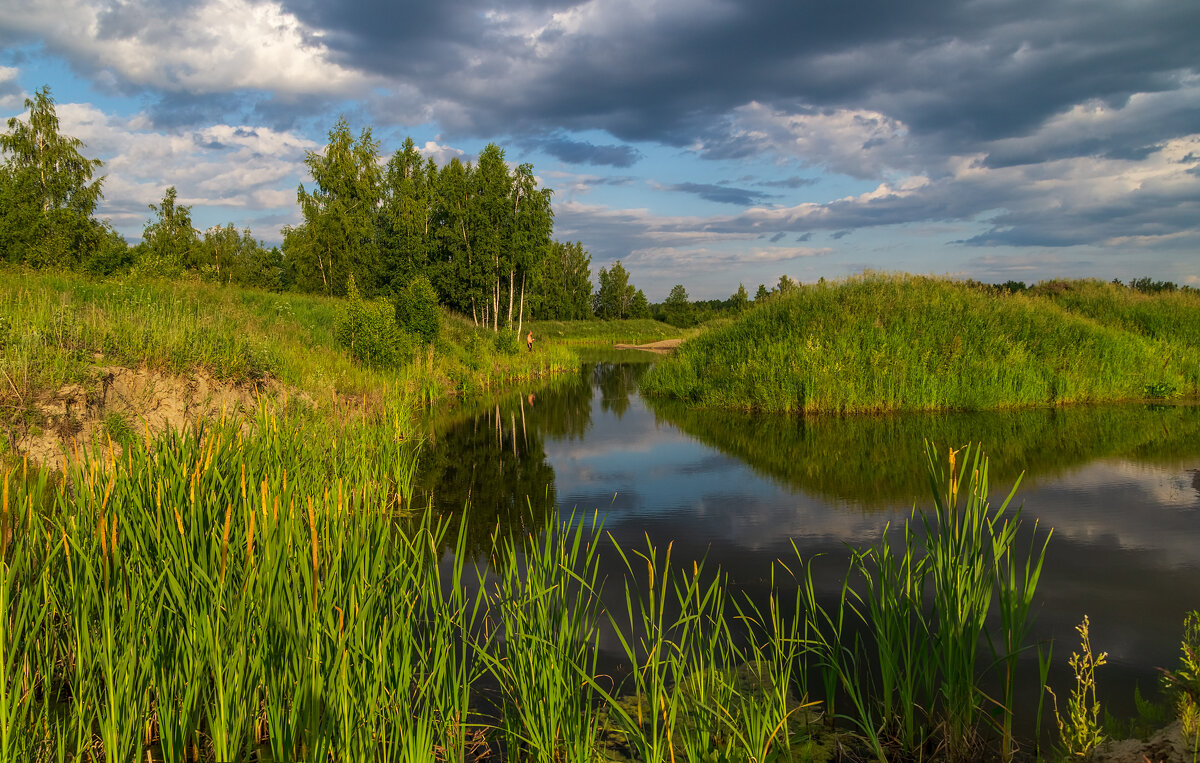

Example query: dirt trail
[611,338,684,354]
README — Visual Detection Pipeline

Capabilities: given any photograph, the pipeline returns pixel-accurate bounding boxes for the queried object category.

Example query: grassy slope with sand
[640,274,1200,414]
[0,266,575,463]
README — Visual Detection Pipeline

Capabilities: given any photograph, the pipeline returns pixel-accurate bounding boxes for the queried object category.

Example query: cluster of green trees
[136,185,284,288]
[0,87,283,287]
[0,87,121,273]
[592,260,649,319]
[282,120,579,333]
[0,87,600,324]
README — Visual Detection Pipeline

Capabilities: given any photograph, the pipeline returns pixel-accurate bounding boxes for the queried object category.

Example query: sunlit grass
[0,412,1064,761]
[0,268,576,449]
[640,273,1200,414]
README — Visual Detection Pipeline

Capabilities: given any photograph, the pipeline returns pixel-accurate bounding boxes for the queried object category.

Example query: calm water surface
[417,358,1200,723]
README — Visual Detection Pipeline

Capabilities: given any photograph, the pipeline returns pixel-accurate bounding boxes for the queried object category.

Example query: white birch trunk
[517,272,526,337]
[507,269,515,330]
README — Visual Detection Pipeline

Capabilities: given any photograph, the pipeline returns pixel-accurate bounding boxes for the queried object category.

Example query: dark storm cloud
[526,135,642,167]
[284,0,1200,157]
[661,182,775,206]
[269,0,1200,257]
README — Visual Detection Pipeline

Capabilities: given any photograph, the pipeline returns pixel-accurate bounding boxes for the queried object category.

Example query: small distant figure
[526,330,534,352]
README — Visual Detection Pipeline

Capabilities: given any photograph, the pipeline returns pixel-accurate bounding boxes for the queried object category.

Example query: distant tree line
[967,277,1196,296]
[0,88,605,328]
[0,86,285,289]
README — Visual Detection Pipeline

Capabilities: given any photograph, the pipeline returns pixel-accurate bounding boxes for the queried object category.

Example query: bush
[493,329,522,356]
[335,275,412,368]
[394,274,440,344]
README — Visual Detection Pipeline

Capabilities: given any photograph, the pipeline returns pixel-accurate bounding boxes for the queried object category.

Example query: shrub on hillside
[335,275,413,367]
[394,274,440,344]
[493,329,522,356]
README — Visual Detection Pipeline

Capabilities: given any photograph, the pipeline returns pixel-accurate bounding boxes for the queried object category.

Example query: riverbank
[0,267,576,466]
[3,267,1196,761]
[640,274,1200,414]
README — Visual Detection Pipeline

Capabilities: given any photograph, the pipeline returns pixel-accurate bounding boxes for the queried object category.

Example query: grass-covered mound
[640,274,1200,413]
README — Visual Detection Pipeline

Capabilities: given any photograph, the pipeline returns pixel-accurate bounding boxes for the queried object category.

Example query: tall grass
[481,512,605,761]
[796,443,1051,762]
[1,396,1061,761]
[640,274,1200,413]
[0,268,575,409]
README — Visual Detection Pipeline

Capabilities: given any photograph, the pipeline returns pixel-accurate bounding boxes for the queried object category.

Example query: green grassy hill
[640,274,1200,413]
[0,267,575,460]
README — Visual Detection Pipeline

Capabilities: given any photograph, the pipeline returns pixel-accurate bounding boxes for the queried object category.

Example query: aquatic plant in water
[796,442,1051,762]
[1048,615,1108,758]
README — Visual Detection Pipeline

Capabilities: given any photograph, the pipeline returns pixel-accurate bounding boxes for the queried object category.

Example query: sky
[2,0,1198,300]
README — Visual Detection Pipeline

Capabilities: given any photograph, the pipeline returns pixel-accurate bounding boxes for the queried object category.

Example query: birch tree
[0,85,105,268]
[292,116,382,296]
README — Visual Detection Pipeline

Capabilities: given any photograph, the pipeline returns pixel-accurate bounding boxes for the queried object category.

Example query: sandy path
[611,338,684,354]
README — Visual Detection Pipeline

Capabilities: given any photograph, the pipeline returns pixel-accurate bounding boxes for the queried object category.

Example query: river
[416,355,1200,732]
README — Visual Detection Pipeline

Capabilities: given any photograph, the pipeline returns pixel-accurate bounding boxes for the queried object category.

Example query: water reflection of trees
[647,399,1200,508]
[414,397,558,556]
[594,362,648,419]
[414,361,656,552]
[530,365,593,440]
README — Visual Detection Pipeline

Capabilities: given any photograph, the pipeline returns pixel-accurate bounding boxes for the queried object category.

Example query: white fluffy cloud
[52,101,317,235]
[705,102,918,179]
[0,66,23,110]
[0,0,368,97]
[416,139,465,166]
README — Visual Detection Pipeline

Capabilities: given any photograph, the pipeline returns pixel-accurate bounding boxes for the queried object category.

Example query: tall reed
[481,511,605,761]
[795,442,1051,761]
[0,395,1061,763]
